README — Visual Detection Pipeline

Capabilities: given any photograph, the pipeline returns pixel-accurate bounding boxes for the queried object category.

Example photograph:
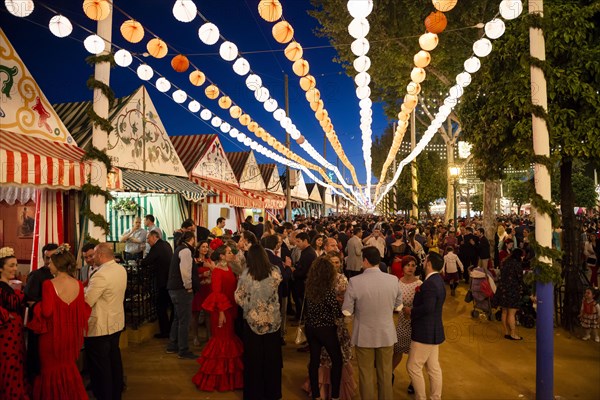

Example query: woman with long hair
[263,220,276,238]
[191,240,214,345]
[235,244,283,399]
[304,257,343,400]
[312,234,326,257]
[494,248,525,340]
[193,244,243,392]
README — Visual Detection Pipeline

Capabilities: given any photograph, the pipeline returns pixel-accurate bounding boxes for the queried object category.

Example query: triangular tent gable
[0,29,74,144]
[290,170,309,200]
[259,164,284,195]
[324,187,335,206]
[190,135,238,185]
[227,151,266,191]
[306,183,322,203]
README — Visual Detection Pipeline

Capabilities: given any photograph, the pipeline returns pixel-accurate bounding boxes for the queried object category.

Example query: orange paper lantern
[258,0,282,22]
[205,84,220,99]
[171,54,190,73]
[229,106,242,119]
[296,135,305,145]
[292,59,310,77]
[248,121,258,133]
[272,21,294,44]
[189,70,206,86]
[398,111,410,122]
[407,82,422,95]
[299,75,316,91]
[432,0,458,12]
[310,99,324,113]
[147,38,168,59]
[315,108,328,121]
[284,42,303,62]
[239,114,251,126]
[325,123,334,133]
[305,88,320,103]
[120,20,144,43]
[256,128,266,138]
[83,0,111,21]
[319,118,330,129]
[413,50,431,68]
[425,11,447,34]
[267,136,275,146]
[218,96,232,109]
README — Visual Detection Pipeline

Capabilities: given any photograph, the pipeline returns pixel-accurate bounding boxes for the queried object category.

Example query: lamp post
[449,165,461,230]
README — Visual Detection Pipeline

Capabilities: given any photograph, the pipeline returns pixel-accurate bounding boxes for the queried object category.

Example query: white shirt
[366,236,386,258]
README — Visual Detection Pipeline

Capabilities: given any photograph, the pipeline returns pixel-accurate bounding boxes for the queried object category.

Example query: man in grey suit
[345,227,364,278]
[342,246,402,400]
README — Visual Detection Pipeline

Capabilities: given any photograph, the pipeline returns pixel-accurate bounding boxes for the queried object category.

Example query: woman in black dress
[495,248,524,340]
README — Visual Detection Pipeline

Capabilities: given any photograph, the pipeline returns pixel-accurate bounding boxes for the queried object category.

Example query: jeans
[168,289,194,355]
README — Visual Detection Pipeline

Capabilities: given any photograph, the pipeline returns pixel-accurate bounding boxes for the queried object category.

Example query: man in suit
[291,232,317,322]
[85,243,127,400]
[140,230,174,339]
[476,227,491,272]
[345,227,364,278]
[342,246,402,400]
[405,251,446,400]
[254,216,265,239]
[79,242,97,286]
[459,226,478,281]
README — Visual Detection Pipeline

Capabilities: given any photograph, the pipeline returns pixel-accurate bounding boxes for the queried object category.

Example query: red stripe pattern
[170,134,218,174]
[192,177,261,208]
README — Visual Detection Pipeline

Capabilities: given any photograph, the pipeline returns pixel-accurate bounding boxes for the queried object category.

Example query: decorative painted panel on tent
[290,170,309,200]
[0,29,74,144]
[188,135,238,184]
[226,151,266,191]
[259,164,284,195]
[324,187,335,206]
[306,183,322,203]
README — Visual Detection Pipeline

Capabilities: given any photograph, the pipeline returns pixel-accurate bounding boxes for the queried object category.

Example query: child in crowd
[579,287,600,342]
[443,246,464,296]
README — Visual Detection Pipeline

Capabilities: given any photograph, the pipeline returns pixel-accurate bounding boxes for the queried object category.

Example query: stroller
[467,266,499,321]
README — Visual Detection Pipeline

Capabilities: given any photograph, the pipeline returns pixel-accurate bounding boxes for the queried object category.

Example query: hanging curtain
[234,207,244,232]
[0,186,37,205]
[31,190,64,271]
[148,194,183,241]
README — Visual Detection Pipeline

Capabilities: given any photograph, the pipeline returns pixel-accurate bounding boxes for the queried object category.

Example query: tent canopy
[120,169,210,202]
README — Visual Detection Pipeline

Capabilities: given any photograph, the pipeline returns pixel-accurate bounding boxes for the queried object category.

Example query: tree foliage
[504,174,532,213]
[471,192,483,213]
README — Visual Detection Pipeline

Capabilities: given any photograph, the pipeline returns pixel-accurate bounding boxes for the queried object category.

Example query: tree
[551,162,599,209]
[504,174,532,214]
[471,193,483,213]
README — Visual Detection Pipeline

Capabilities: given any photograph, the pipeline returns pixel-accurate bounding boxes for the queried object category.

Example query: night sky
[1,0,389,185]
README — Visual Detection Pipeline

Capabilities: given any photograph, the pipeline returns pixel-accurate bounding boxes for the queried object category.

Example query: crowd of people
[1,212,599,399]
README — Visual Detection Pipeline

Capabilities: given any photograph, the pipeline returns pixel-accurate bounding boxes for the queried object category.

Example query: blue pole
[536,281,554,399]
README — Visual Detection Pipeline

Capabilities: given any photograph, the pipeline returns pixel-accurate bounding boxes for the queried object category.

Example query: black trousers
[156,287,173,335]
[85,331,124,400]
[305,325,343,399]
[292,280,305,321]
[242,321,282,400]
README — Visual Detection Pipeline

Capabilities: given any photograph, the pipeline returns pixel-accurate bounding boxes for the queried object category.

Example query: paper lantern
[356,86,371,100]
[448,85,464,99]
[236,133,246,142]
[246,74,262,91]
[456,72,471,87]
[272,21,294,44]
[353,55,371,73]
[156,77,171,92]
[218,96,232,109]
[425,11,447,34]
[296,135,306,145]
[398,111,410,122]
[499,0,523,20]
[171,55,190,73]
[264,98,278,112]
[198,23,220,45]
[256,128,266,138]
[299,75,316,91]
[188,100,201,113]
[83,0,110,21]
[172,0,197,23]
[407,82,421,95]
[211,117,222,128]
[418,32,439,51]
[200,109,212,121]
[205,85,220,100]
[114,49,133,67]
[267,136,275,146]
[229,106,242,119]
[306,88,320,103]
[292,59,310,77]
[355,72,371,87]
[230,128,239,138]
[485,18,506,40]
[172,89,187,104]
[5,0,34,17]
[284,42,303,62]
[239,114,251,126]
[219,41,239,61]
[432,0,458,12]
[248,121,259,133]
[310,99,324,113]
[400,103,411,114]
[255,87,270,102]
[280,117,292,130]
[84,35,105,55]
[360,98,372,109]
[348,18,370,39]
[347,0,373,19]
[273,109,286,121]
[464,57,481,73]
[315,109,328,121]
[189,70,206,86]
[49,15,73,38]
[473,38,492,57]
[233,58,250,75]
[410,67,426,83]
[351,38,370,57]
[413,50,431,68]
[147,38,168,58]
[136,64,153,81]
[258,0,282,22]
[120,20,144,43]
[221,123,231,133]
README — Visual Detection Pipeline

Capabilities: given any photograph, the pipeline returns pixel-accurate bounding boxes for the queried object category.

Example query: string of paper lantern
[375,0,522,206]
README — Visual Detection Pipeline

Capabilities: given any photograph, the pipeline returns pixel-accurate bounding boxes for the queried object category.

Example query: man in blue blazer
[405,251,446,400]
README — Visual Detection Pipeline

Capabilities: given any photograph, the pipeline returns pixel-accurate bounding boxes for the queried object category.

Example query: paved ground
[121,284,600,399]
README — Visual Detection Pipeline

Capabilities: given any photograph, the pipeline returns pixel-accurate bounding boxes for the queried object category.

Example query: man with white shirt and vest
[85,243,127,400]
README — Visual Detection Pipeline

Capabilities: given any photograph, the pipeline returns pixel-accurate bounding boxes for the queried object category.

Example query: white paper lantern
[237,133,246,142]
[243,137,252,146]
[355,71,371,87]
[347,0,373,19]
[360,108,372,118]
[198,22,220,45]
[84,34,105,55]
[250,142,258,150]
[5,0,34,17]
[499,0,523,20]
[410,67,426,83]
[114,49,132,67]
[351,38,370,56]
[172,0,196,22]
[210,116,221,127]
[464,57,481,73]
[280,117,292,130]
[485,18,506,40]
[356,86,371,99]
[172,89,187,104]
[348,18,370,39]
[188,100,201,113]
[264,98,278,112]
[456,72,472,87]
[229,128,239,138]
[219,122,231,133]
[473,38,492,57]
[136,64,153,81]
[219,41,238,61]
[49,15,73,38]
[444,97,457,107]
[419,32,438,51]
[290,129,301,140]
[353,55,371,73]
[155,77,171,92]
[448,85,464,99]
[254,87,270,102]
[232,57,250,75]
[245,74,262,91]
[359,98,372,109]
[273,108,286,121]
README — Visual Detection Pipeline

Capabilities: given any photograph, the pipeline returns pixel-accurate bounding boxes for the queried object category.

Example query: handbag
[464,289,473,303]
[294,296,307,345]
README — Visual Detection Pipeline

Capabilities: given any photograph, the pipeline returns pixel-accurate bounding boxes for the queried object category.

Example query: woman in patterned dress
[392,255,422,394]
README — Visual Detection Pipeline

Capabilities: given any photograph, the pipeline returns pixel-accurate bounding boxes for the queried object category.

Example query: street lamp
[449,165,461,230]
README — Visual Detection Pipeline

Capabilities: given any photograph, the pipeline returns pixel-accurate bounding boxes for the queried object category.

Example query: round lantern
[155,77,171,92]
[485,18,506,40]
[360,98,372,109]
[233,58,250,75]
[246,74,262,91]
[114,49,133,67]
[473,38,492,58]
[171,55,189,73]
[315,108,328,121]
[248,121,259,133]
[83,0,110,21]
[205,84,220,99]
[172,89,187,104]
[239,114,251,126]
[219,41,239,61]
[418,32,439,51]
[319,118,330,129]
[410,67,426,83]
[353,55,371,73]
[272,21,294,44]
[448,84,464,99]
[189,70,206,86]
[400,103,411,114]
[264,98,278,112]
[310,99,324,113]
[355,72,371,87]
[188,100,201,113]
[221,123,231,133]
[5,0,34,17]
[407,82,421,95]
[299,75,316,91]
[120,20,144,43]
[136,64,153,81]
[464,56,481,73]
[147,38,168,58]
[211,116,222,128]
[398,111,410,122]
[198,23,220,45]
[172,0,197,23]
[200,109,212,121]
[49,15,73,38]
[425,11,447,34]
[413,50,431,68]
[284,42,303,62]
[351,38,370,57]
[258,0,282,22]
[83,35,105,55]
[229,105,242,119]
[236,133,246,142]
[348,18,370,39]
[306,88,320,103]
[325,123,333,133]
[499,0,523,20]
[218,96,232,109]
[267,136,275,146]
[230,128,239,138]
[273,108,286,121]
[356,86,371,100]
[347,0,373,19]
[432,0,458,12]
[280,117,292,130]
[292,59,310,77]
[296,135,306,145]
[255,87,270,102]
[456,72,471,87]
[256,127,266,138]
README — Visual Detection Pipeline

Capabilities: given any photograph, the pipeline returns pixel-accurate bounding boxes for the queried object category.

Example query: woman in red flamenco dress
[192,244,243,392]
[0,247,29,400]
[27,246,91,400]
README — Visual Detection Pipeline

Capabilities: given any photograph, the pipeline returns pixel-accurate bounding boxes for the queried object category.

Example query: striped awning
[0,130,89,189]
[192,176,261,208]
[120,169,210,202]
[244,189,286,210]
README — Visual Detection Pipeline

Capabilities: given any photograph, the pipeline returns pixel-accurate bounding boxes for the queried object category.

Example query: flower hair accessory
[55,243,71,255]
[0,247,15,258]
[209,238,224,251]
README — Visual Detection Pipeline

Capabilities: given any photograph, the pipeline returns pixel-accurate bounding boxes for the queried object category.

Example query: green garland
[82,146,113,172]
[83,234,100,246]
[86,105,114,135]
[82,208,110,236]
[82,182,114,202]
[85,53,115,67]
[524,233,563,285]
[86,75,115,108]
